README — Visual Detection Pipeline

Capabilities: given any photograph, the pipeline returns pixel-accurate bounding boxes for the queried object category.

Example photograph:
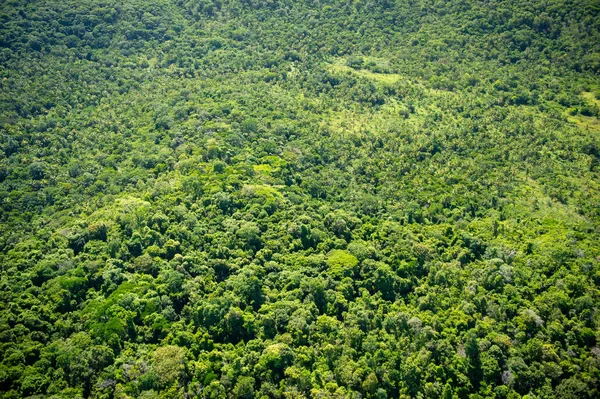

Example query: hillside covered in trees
[1,0,600,398]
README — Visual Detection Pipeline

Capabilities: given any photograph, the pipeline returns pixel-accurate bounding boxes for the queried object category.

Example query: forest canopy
[0,0,600,398]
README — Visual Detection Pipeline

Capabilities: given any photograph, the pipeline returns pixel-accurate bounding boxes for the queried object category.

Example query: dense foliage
[1,0,600,398]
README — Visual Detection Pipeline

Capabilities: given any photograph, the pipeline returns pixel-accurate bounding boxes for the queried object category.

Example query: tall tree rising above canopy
[0,0,600,398]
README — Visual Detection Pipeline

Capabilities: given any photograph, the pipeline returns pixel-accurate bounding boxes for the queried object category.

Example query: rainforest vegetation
[1,0,600,398]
